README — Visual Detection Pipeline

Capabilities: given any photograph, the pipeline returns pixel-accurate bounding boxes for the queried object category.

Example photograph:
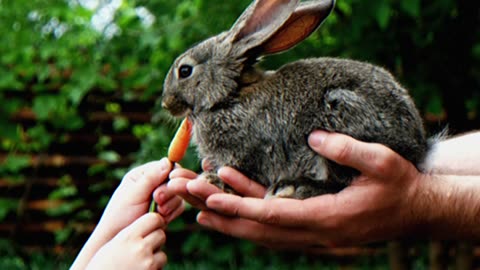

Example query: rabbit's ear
[261,0,335,54]
[227,0,300,55]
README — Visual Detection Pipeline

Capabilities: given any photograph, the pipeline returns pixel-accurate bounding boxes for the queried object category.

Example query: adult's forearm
[414,174,480,240]
[424,131,480,175]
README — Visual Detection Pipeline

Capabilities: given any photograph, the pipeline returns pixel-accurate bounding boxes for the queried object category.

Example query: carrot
[168,118,192,163]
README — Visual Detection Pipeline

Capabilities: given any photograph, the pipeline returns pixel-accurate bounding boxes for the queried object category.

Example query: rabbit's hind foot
[266,178,346,200]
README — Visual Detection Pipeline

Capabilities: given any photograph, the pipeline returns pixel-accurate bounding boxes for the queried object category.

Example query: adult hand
[177,131,427,248]
[168,162,266,210]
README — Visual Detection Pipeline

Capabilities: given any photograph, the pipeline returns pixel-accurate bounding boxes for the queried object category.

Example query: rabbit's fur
[162,0,428,199]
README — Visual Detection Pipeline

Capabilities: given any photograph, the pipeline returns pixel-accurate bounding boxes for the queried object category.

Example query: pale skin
[71,158,185,270]
[168,130,480,248]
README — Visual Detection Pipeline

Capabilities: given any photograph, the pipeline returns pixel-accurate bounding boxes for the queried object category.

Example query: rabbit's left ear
[225,0,335,57]
[226,0,300,56]
[260,0,335,54]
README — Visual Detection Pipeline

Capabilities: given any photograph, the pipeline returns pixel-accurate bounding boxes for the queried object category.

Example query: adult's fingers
[205,193,334,228]
[167,177,208,210]
[185,177,224,201]
[169,168,198,180]
[308,131,409,179]
[217,167,266,198]
[197,211,322,247]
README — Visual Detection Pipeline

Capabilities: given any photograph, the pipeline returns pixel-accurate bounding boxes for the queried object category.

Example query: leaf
[63,67,98,106]
[105,102,121,113]
[401,0,421,18]
[46,199,83,216]
[0,198,18,221]
[1,154,30,174]
[113,116,130,131]
[0,71,23,90]
[99,151,121,163]
[54,226,73,244]
[48,186,78,199]
[32,95,63,120]
[374,1,391,30]
[26,124,54,150]
[0,119,19,142]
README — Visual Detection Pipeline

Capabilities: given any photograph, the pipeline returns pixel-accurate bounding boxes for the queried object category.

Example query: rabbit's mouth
[161,94,192,117]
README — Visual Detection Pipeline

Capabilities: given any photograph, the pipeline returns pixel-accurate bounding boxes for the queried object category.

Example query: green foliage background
[0,0,479,268]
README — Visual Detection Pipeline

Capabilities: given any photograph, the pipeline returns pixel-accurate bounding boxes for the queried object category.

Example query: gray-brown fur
[161,0,428,199]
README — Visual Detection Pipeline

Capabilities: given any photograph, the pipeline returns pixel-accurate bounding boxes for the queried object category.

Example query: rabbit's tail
[418,126,449,173]
[428,126,450,146]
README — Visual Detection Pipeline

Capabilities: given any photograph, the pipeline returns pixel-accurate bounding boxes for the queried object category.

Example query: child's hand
[86,213,167,270]
[72,158,184,270]
[153,179,186,223]
[95,158,175,241]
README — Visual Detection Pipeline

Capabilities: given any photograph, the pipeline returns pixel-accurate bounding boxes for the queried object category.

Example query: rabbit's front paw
[202,172,235,194]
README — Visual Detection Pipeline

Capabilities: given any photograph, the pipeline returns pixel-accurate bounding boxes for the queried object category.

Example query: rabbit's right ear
[226,0,300,57]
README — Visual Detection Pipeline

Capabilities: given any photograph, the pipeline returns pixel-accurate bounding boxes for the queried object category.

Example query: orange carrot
[168,118,192,163]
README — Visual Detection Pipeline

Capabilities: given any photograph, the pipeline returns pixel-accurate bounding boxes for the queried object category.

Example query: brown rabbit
[162,0,428,199]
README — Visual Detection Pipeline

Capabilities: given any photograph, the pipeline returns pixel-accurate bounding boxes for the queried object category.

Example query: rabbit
[161,0,428,199]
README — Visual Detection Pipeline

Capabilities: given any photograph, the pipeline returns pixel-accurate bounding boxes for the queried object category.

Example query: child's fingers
[153,251,168,269]
[120,158,173,202]
[153,183,176,205]
[143,229,166,251]
[164,201,185,223]
[157,195,183,216]
[126,213,165,237]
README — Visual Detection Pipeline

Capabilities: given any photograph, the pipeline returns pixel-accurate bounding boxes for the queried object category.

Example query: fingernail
[159,205,171,216]
[159,158,170,171]
[156,191,166,203]
[308,130,328,147]
[197,212,211,227]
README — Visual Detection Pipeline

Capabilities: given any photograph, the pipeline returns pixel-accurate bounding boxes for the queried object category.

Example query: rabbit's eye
[178,65,193,78]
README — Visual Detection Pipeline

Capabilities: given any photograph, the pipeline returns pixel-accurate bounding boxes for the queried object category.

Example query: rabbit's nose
[161,95,175,110]
[161,100,168,109]
[161,94,191,117]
